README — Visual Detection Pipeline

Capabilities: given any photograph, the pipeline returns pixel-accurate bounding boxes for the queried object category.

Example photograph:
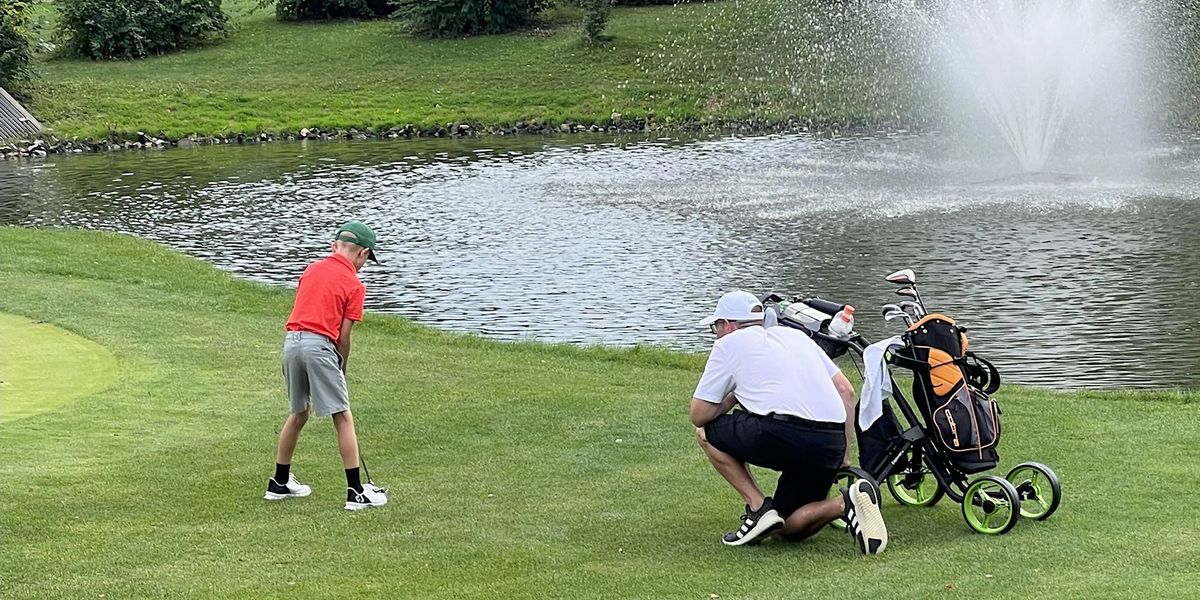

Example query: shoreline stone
[0,115,923,161]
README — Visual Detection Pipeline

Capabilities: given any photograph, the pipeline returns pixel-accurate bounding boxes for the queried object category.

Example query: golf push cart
[761,269,1062,535]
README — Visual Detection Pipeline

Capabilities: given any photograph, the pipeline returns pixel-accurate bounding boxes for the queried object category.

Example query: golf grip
[802,297,847,316]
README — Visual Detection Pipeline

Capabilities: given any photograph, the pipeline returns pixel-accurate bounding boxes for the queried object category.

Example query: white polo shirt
[693,325,846,423]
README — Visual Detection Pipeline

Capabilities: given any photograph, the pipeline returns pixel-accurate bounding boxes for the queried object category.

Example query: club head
[895,287,919,299]
[897,300,925,317]
[883,310,911,324]
[881,304,902,317]
[885,269,917,286]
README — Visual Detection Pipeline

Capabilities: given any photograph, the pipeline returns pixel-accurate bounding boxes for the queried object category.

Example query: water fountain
[932,0,1146,174]
[652,0,1174,176]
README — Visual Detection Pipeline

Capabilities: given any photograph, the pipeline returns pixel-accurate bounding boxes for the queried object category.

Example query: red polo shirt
[285,253,365,343]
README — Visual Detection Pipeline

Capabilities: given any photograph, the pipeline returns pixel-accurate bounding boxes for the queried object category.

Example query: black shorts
[704,410,847,518]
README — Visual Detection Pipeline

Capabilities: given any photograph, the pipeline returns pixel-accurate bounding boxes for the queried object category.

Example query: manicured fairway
[0,227,1197,598]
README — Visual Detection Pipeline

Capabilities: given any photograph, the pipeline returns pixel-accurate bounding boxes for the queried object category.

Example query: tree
[0,0,34,88]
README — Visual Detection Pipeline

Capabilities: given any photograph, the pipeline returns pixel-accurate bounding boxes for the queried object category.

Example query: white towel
[860,335,905,430]
[763,307,779,328]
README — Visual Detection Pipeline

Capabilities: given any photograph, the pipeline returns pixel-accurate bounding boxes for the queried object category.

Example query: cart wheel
[886,452,945,507]
[1006,462,1061,521]
[828,467,875,530]
[962,475,1021,535]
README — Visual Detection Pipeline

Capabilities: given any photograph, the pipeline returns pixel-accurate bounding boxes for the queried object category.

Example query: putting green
[0,312,116,423]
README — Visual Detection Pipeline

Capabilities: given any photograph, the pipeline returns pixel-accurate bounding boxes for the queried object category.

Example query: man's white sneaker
[843,478,888,554]
[722,496,785,546]
[264,473,312,500]
[345,483,388,511]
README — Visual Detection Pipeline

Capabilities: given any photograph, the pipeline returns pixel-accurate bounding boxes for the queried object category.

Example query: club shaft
[358,441,372,484]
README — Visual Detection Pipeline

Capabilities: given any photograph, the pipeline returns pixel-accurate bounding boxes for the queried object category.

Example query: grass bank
[1,227,1198,598]
[22,0,927,140]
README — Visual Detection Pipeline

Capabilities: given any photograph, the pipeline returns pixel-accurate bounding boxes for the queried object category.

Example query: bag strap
[963,352,1001,395]
[888,350,928,372]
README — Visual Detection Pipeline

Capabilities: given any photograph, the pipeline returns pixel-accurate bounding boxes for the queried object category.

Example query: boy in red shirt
[264,221,388,510]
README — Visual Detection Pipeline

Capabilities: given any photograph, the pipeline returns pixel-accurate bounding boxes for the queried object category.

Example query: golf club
[356,442,386,492]
[885,268,916,285]
[897,300,926,319]
[356,441,374,484]
[886,268,926,309]
[895,288,928,316]
[881,303,912,326]
[883,309,911,326]
[895,287,921,306]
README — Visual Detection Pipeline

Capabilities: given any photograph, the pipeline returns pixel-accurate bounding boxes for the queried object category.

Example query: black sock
[346,467,363,493]
[274,463,290,484]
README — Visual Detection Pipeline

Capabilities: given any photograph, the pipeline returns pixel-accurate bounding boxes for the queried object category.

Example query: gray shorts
[282,331,349,417]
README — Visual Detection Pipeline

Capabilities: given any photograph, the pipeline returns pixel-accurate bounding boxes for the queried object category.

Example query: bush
[55,0,227,60]
[0,0,34,88]
[274,0,391,20]
[391,0,548,38]
[579,0,610,43]
[613,0,680,5]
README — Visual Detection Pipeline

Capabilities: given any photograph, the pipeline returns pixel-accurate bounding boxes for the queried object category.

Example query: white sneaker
[722,497,785,546]
[844,479,888,554]
[344,483,388,511]
[264,473,312,500]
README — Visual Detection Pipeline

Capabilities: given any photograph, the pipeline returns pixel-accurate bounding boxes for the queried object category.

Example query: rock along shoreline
[0,114,921,160]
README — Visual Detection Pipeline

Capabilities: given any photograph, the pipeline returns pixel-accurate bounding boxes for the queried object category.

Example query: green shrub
[391,0,548,38]
[274,0,391,20]
[54,0,227,60]
[0,0,34,88]
[579,0,610,43]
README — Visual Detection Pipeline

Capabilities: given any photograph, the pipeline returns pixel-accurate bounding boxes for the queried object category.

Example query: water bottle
[828,305,856,339]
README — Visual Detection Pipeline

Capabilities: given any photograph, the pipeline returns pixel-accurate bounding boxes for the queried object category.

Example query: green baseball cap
[334,221,379,263]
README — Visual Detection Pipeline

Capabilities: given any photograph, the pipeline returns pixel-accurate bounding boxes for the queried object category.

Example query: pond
[2,132,1197,389]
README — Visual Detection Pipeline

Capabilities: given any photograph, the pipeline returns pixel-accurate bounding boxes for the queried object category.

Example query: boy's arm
[336,318,354,374]
[337,282,365,375]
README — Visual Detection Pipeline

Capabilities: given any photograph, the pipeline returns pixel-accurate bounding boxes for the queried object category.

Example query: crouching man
[691,291,887,553]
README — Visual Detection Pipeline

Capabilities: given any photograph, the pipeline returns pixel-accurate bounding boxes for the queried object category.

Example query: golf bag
[890,314,1002,474]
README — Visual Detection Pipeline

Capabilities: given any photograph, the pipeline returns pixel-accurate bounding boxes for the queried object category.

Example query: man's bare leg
[779,496,845,541]
[697,427,765,510]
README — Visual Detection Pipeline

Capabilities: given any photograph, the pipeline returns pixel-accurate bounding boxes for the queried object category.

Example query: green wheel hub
[1006,462,1062,520]
[962,475,1021,535]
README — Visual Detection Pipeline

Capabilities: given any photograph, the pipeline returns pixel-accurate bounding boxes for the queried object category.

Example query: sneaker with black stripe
[842,479,888,554]
[344,482,388,511]
[263,473,312,500]
[722,497,785,546]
